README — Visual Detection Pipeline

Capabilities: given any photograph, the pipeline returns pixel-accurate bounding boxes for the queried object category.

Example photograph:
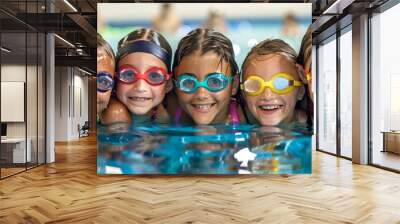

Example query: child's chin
[193,117,214,126]
[129,107,151,115]
[194,120,212,126]
[259,118,282,126]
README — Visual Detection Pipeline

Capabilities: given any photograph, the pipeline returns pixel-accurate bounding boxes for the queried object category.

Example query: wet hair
[97,33,115,61]
[297,26,312,69]
[173,28,238,77]
[116,28,172,71]
[297,26,313,128]
[241,38,297,79]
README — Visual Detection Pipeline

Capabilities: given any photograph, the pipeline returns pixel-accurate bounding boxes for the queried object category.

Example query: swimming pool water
[97,124,312,175]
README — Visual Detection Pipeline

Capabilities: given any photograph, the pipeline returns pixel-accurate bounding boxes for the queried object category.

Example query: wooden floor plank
[0,135,400,223]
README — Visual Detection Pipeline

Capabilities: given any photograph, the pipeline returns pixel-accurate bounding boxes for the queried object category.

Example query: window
[371,3,400,171]
[317,35,337,154]
[339,27,352,158]
[0,0,47,179]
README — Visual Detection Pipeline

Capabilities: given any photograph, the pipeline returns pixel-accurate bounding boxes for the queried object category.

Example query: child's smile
[117,52,170,115]
[257,101,284,114]
[243,53,304,126]
[175,52,233,125]
[127,95,153,107]
[255,98,287,123]
[191,102,217,113]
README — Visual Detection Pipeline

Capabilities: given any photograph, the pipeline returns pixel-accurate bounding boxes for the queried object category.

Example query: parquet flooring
[1,135,400,223]
[1,167,26,178]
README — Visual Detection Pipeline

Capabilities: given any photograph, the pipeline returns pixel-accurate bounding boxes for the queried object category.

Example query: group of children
[97,27,313,128]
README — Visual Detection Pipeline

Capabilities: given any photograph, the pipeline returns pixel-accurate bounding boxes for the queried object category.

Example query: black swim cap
[117,39,171,72]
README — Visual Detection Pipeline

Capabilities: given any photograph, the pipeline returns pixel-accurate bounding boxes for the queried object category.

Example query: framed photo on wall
[96,3,313,175]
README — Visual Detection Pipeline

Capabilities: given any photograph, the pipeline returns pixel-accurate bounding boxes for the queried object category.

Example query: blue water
[97,124,312,175]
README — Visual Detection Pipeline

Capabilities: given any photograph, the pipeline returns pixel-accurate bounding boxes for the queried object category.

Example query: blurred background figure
[152,3,181,34]
[99,3,310,78]
[202,10,228,33]
[281,13,301,37]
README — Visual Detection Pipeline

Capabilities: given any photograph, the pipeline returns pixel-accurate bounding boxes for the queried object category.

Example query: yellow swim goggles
[305,68,311,81]
[241,73,303,96]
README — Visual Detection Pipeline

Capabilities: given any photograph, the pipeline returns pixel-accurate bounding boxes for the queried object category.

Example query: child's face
[116,52,171,115]
[174,51,237,125]
[242,53,303,126]
[97,49,115,114]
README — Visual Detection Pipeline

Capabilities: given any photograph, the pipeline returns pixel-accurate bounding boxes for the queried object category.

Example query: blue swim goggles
[174,72,233,93]
[97,71,114,92]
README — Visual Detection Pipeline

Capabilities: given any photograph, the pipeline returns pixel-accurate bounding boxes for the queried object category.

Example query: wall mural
[96,3,313,175]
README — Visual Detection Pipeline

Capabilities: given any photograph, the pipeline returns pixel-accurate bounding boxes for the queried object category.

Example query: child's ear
[296,63,307,84]
[231,75,239,96]
[297,86,305,101]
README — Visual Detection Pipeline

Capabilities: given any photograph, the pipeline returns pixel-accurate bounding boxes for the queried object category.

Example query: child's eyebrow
[177,72,196,77]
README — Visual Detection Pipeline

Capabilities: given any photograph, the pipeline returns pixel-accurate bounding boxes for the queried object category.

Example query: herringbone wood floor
[1,135,400,224]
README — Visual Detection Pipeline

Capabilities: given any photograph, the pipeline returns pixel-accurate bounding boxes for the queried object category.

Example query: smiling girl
[115,28,173,123]
[168,28,245,125]
[240,39,308,127]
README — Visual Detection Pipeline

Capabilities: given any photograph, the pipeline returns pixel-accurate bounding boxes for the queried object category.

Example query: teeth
[195,105,211,109]
[260,105,281,110]
[193,104,214,110]
[129,96,151,101]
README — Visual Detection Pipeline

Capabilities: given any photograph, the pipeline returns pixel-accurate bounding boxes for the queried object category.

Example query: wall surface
[1,65,40,138]
[54,66,89,141]
[54,66,69,141]
[1,63,45,164]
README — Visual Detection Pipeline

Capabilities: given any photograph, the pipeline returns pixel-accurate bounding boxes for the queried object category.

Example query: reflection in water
[97,124,311,174]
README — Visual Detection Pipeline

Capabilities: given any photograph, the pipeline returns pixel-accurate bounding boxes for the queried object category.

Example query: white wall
[1,64,45,163]
[54,66,89,141]
[1,65,26,140]
[54,66,69,141]
[1,64,26,81]
[71,72,89,139]
[1,65,28,139]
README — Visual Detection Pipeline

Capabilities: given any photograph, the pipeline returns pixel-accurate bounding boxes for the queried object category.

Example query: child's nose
[262,87,275,98]
[132,79,148,92]
[194,86,210,100]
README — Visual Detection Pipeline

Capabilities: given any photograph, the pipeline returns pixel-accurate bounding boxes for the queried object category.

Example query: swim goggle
[241,73,303,96]
[97,72,114,92]
[117,65,171,86]
[174,72,233,93]
[305,68,311,81]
